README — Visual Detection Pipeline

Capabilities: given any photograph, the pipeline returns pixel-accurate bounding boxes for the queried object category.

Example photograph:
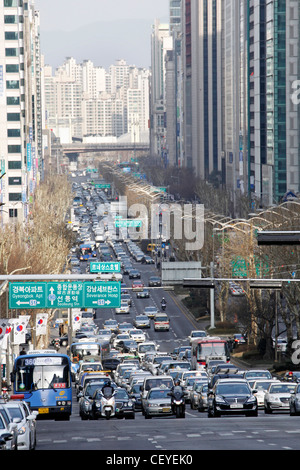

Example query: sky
[34,0,170,69]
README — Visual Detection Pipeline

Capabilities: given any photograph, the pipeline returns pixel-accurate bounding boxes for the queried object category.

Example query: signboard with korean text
[9,281,121,309]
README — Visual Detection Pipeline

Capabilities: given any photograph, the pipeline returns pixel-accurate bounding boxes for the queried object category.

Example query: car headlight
[128,400,133,407]
[96,402,101,408]
[246,395,256,403]
[18,426,26,435]
[215,395,226,404]
[269,395,280,402]
[148,403,159,407]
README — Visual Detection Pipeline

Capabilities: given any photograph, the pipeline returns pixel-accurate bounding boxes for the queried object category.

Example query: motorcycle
[99,389,116,420]
[161,302,166,311]
[54,339,60,351]
[168,389,186,418]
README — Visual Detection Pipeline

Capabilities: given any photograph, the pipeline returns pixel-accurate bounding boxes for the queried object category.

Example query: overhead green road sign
[9,283,47,309]
[46,282,84,308]
[90,262,120,273]
[93,183,111,189]
[84,282,121,308]
[9,281,121,309]
[115,219,142,228]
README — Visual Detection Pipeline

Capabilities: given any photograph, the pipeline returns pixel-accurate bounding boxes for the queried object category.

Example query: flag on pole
[72,309,82,331]
[13,315,31,345]
[0,319,14,349]
[36,313,48,336]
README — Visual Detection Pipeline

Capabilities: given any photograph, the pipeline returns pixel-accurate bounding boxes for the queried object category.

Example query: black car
[148,276,161,287]
[207,379,258,417]
[136,289,150,299]
[129,269,141,279]
[114,388,135,419]
[129,383,143,411]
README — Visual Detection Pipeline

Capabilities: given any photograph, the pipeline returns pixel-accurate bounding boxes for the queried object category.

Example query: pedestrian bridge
[62,142,149,155]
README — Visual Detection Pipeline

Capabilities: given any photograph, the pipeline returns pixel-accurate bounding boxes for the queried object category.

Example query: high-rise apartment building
[44,58,149,143]
[0,0,43,225]
[150,19,173,163]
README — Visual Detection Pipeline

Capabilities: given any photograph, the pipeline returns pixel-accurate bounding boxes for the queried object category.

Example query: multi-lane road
[32,177,300,453]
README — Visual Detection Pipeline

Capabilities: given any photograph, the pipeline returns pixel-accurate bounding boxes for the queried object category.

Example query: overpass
[62,142,149,155]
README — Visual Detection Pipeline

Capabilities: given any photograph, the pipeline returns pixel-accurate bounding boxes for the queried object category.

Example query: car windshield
[216,383,250,395]
[6,407,23,421]
[139,345,156,352]
[148,389,170,399]
[253,381,274,391]
[85,382,106,396]
[154,356,172,364]
[245,371,271,379]
[269,384,296,393]
[115,389,129,399]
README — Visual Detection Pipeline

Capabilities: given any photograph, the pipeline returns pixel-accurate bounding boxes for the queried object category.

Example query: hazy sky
[34,0,170,68]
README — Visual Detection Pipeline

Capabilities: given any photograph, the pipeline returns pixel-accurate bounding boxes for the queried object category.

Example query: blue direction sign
[84,282,121,308]
[9,283,47,309]
[90,262,120,273]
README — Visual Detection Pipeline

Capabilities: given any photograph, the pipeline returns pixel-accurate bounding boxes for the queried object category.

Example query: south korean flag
[13,315,31,345]
[0,319,13,349]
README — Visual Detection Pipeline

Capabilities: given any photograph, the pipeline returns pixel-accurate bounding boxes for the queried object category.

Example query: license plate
[230,404,242,409]
[162,407,171,412]
[38,408,49,414]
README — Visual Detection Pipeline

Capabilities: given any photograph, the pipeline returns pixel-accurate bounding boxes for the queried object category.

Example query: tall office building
[150,19,173,163]
[0,0,43,225]
[248,0,300,205]
[181,0,222,179]
[221,0,249,197]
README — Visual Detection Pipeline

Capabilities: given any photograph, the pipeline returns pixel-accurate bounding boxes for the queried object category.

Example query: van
[154,313,170,331]
[141,375,174,410]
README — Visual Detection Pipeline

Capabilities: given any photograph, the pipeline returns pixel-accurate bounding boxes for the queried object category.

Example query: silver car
[143,387,172,419]
[4,401,38,450]
[289,384,300,416]
[264,382,296,413]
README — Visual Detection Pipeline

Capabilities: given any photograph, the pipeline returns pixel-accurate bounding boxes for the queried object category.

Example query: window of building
[8,161,21,169]
[9,193,22,201]
[7,129,21,137]
[7,113,20,121]
[6,64,19,73]
[8,177,21,185]
[8,145,21,154]
[7,96,20,105]
[9,208,18,218]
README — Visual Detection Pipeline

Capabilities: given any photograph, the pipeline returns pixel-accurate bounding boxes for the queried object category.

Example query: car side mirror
[252,389,257,394]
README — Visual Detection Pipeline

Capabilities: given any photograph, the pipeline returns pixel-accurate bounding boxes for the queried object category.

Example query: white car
[115,301,130,314]
[188,330,207,344]
[112,333,131,349]
[251,380,279,408]
[4,401,38,450]
[264,382,297,413]
[128,329,146,343]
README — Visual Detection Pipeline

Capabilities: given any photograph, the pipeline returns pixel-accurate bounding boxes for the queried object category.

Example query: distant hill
[39,18,154,69]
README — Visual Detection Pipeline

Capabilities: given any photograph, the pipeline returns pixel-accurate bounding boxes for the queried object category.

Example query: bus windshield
[71,343,101,362]
[14,356,71,392]
[197,342,227,359]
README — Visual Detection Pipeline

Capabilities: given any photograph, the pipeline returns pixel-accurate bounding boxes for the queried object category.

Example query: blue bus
[11,351,72,421]
[78,243,97,261]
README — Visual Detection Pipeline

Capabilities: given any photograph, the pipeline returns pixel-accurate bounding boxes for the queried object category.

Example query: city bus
[190,337,230,369]
[78,243,97,261]
[69,340,110,377]
[11,350,72,421]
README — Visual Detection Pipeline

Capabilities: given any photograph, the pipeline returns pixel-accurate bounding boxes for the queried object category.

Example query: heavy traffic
[1,174,300,451]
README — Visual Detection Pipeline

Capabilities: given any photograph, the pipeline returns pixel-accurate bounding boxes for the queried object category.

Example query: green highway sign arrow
[9,283,47,309]
[9,281,121,309]
[84,282,121,308]
[46,282,84,308]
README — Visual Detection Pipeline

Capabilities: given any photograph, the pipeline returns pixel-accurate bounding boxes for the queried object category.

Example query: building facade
[0,0,43,225]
